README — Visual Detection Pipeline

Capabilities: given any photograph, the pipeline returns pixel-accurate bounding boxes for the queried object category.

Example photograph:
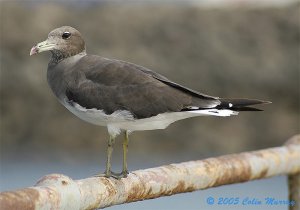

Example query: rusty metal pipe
[1,135,299,210]
[286,135,300,210]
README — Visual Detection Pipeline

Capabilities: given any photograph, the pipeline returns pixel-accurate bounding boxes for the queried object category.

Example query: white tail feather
[188,109,239,117]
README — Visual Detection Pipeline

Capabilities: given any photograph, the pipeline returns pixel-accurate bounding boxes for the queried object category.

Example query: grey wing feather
[129,61,219,100]
[65,56,220,119]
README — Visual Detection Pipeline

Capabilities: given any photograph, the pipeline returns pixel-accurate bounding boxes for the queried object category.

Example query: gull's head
[30,26,86,58]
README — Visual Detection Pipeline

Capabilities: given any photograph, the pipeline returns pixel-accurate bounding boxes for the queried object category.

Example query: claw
[110,171,127,179]
[94,170,129,179]
[94,173,107,178]
[112,170,129,179]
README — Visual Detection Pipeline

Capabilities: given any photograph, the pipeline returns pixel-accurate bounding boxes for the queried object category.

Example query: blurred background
[0,1,299,209]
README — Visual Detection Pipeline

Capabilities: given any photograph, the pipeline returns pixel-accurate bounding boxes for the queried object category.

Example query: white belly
[61,98,238,136]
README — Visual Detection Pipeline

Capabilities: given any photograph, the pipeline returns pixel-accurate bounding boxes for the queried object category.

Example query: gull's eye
[62,32,71,39]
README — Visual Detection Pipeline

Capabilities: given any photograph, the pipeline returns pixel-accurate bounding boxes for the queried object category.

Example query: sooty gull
[30,26,271,179]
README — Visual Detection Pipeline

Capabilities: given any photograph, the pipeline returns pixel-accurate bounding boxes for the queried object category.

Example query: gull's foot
[109,170,129,179]
[94,172,109,178]
[111,170,129,179]
[94,170,129,179]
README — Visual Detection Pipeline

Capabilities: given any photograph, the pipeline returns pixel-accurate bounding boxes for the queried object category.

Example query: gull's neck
[49,49,87,65]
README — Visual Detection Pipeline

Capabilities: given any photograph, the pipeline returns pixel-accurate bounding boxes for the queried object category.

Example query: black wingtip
[231,107,264,111]
[221,98,271,106]
[218,98,271,111]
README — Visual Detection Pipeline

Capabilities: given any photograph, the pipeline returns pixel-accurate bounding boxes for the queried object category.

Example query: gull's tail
[217,98,271,111]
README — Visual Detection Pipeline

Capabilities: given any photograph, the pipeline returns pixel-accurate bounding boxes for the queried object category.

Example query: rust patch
[213,155,252,187]
[145,170,168,183]
[170,181,185,194]
[146,187,152,196]
[101,178,117,197]
[126,183,143,202]
[35,174,71,187]
[0,188,39,210]
[256,168,268,179]
[126,175,148,202]
[169,181,196,195]
[164,164,178,171]
[85,178,118,210]
[202,159,215,174]
[185,185,197,192]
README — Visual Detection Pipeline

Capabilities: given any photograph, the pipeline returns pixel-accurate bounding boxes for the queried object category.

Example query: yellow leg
[105,135,115,177]
[122,131,129,177]
[95,132,129,179]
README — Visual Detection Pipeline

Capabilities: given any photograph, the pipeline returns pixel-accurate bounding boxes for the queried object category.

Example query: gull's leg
[95,135,115,178]
[95,129,129,179]
[105,135,115,177]
[109,131,130,179]
[121,130,129,177]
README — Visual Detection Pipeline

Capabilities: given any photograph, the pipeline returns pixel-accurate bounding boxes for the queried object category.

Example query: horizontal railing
[0,135,299,210]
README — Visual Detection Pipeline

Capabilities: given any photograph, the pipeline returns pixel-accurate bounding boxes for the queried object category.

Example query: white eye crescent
[62,31,71,39]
